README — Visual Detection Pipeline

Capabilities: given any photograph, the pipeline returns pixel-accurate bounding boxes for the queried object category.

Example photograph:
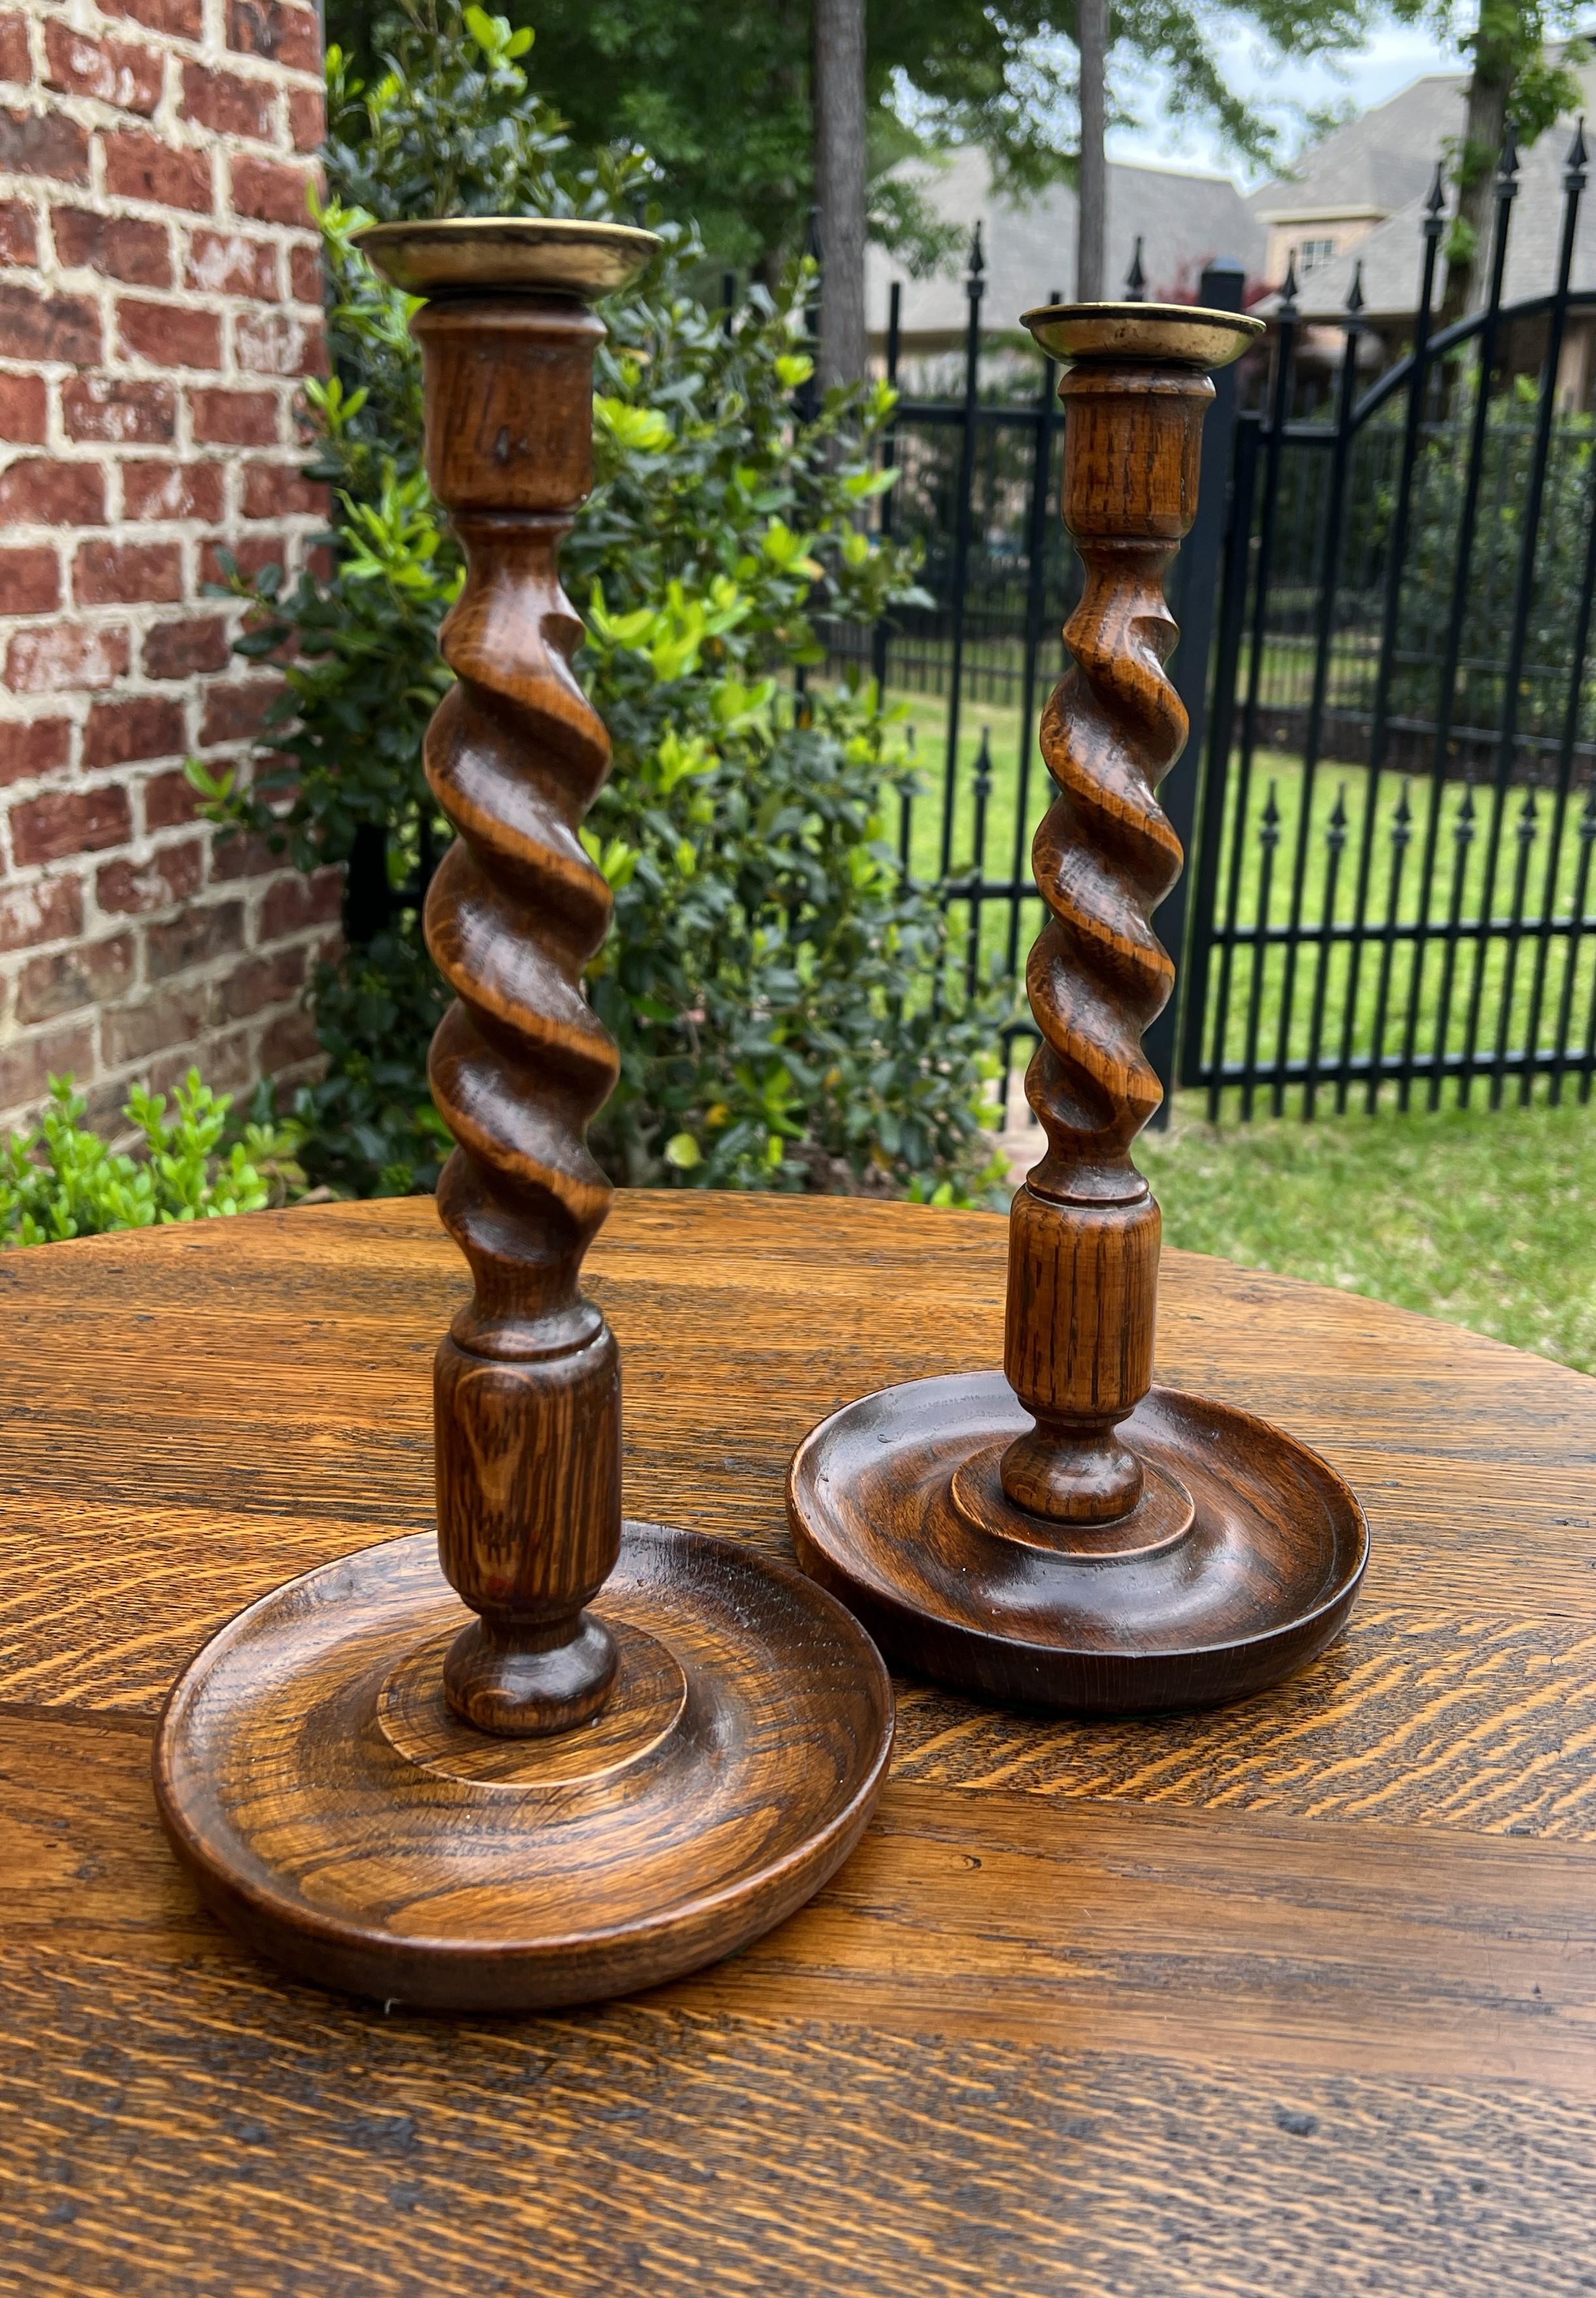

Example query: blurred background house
[865,146,1266,382]
[1257,59,1596,409]
[1250,73,1467,290]
[873,59,1596,417]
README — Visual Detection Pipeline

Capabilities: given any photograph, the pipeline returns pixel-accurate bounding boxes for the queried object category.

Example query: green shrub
[0,1073,306,1249]
[1266,373,1596,754]
[194,0,1008,1206]
[1395,375,1596,749]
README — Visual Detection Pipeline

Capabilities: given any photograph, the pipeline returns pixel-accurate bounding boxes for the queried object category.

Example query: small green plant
[194,0,1010,1208]
[0,1073,307,1248]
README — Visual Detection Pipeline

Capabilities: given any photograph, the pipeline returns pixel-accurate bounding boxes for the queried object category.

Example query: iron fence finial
[1424,161,1446,237]
[1345,259,1365,318]
[1125,236,1146,301]
[969,220,986,285]
[1567,115,1589,183]
[1498,129,1520,188]
[1281,248,1299,307]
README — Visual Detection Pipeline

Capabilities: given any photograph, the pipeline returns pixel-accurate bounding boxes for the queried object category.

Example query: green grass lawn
[852,677,1596,1118]
[840,666,1596,1378]
[1135,1093,1596,1376]
[1195,743,1596,1104]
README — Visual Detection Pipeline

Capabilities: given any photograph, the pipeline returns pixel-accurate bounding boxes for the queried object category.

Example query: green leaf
[187,11,1007,1215]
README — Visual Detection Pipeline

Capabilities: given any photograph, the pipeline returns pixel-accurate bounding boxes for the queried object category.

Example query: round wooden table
[3,1192,1595,2295]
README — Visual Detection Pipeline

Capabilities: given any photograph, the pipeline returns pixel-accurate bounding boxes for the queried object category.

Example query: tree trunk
[812,0,868,387]
[1076,0,1108,302]
[1440,48,1511,324]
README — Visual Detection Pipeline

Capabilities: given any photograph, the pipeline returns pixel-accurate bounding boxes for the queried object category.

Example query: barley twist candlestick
[790,302,1368,1713]
[999,352,1190,1528]
[152,219,891,2010]
[416,276,625,1738]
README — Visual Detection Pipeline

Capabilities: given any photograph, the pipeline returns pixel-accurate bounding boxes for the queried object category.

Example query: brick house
[1247,74,1466,294]
[0,0,336,1138]
[1252,61,1596,409]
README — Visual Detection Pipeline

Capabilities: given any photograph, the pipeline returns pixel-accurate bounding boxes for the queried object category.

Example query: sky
[1106,14,1465,185]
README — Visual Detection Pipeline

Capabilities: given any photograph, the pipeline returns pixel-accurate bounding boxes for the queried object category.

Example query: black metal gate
[857,136,1596,1121]
[1186,130,1596,1117]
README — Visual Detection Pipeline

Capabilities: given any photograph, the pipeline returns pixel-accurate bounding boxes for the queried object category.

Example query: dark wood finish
[788,303,1365,1709]
[1002,357,1210,1526]
[153,1524,889,2012]
[147,221,893,2010]
[790,1374,1364,1711]
[4,1195,1596,2294]
[417,280,627,1734]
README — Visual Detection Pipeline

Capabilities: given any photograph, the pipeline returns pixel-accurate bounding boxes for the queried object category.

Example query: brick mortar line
[3,83,322,154]
[1,200,323,245]
[2,0,336,1130]
[5,0,324,86]
[0,508,325,551]
[0,247,326,320]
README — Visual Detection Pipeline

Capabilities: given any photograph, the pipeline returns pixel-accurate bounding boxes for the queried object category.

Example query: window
[1300,237,1336,272]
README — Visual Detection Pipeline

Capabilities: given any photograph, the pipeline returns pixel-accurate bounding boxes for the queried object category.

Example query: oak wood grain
[786,315,1367,1715]
[1001,361,1211,1521]
[153,1524,891,2012]
[146,228,892,2013]
[5,1712,1596,2293]
[1,1196,1594,1670]
[3,1196,1596,2290]
[414,287,628,1733]
[6,1944,1592,2298]
[14,1717,1596,2087]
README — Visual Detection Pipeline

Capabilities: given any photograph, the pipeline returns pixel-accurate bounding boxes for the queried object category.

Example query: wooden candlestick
[414,251,626,1741]
[152,219,892,2011]
[788,302,1368,1714]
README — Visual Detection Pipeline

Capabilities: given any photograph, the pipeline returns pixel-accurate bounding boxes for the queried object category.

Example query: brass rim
[1020,300,1265,369]
[354,216,661,302]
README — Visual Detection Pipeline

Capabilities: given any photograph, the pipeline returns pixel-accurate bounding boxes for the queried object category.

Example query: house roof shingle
[865,146,1266,339]
[1248,74,1468,223]
[1283,62,1596,322]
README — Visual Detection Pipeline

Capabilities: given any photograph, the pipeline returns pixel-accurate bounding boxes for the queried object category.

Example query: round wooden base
[788,1374,1368,1713]
[153,1523,893,2013]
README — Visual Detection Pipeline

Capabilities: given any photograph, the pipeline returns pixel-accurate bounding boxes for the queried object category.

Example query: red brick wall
[0,0,337,1135]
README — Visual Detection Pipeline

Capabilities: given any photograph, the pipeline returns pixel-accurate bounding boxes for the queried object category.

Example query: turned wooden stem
[360,220,657,1735]
[1000,318,1224,1527]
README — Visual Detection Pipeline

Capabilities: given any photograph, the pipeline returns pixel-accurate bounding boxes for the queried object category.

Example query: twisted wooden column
[150,219,893,2011]
[788,302,1368,1716]
[415,290,623,1735]
[1000,358,1208,1527]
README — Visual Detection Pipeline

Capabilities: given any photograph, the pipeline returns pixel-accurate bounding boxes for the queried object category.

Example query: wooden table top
[3,1191,1595,2296]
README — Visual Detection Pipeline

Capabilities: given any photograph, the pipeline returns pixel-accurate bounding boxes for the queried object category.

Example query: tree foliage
[1420,0,1588,318]
[1392,377,1596,742]
[324,0,1424,282]
[199,3,1007,1204]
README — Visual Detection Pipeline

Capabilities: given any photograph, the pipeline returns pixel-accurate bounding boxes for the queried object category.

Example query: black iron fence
[845,132,1596,1119]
